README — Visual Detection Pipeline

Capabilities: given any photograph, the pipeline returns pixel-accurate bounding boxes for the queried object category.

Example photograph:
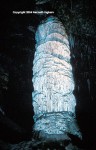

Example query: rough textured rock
[32,16,81,139]
[0,139,83,150]
[0,0,96,149]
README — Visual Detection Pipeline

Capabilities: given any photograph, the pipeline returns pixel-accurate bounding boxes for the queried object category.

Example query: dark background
[0,0,96,149]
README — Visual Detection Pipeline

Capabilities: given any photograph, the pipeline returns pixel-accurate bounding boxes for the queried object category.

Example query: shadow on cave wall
[0,14,40,142]
[69,34,96,149]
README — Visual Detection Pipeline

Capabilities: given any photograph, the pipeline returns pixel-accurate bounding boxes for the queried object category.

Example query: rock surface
[0,139,83,150]
[32,16,81,139]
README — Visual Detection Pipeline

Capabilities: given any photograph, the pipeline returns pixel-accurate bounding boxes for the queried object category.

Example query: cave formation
[32,16,81,140]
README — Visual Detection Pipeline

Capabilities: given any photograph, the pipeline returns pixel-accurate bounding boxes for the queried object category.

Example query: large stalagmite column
[32,16,81,140]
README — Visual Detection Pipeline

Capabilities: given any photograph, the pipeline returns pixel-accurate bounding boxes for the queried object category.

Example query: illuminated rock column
[32,16,81,139]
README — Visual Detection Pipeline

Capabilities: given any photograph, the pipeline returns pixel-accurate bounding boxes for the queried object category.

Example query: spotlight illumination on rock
[32,16,81,140]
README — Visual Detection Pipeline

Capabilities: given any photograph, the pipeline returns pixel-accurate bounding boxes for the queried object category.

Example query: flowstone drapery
[32,16,81,140]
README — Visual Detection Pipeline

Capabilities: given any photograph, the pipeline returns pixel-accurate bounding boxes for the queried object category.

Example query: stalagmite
[32,16,81,140]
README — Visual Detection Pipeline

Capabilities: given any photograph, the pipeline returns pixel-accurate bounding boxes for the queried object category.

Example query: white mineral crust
[32,16,81,139]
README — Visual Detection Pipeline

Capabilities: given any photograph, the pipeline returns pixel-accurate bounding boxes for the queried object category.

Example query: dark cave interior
[0,0,96,149]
